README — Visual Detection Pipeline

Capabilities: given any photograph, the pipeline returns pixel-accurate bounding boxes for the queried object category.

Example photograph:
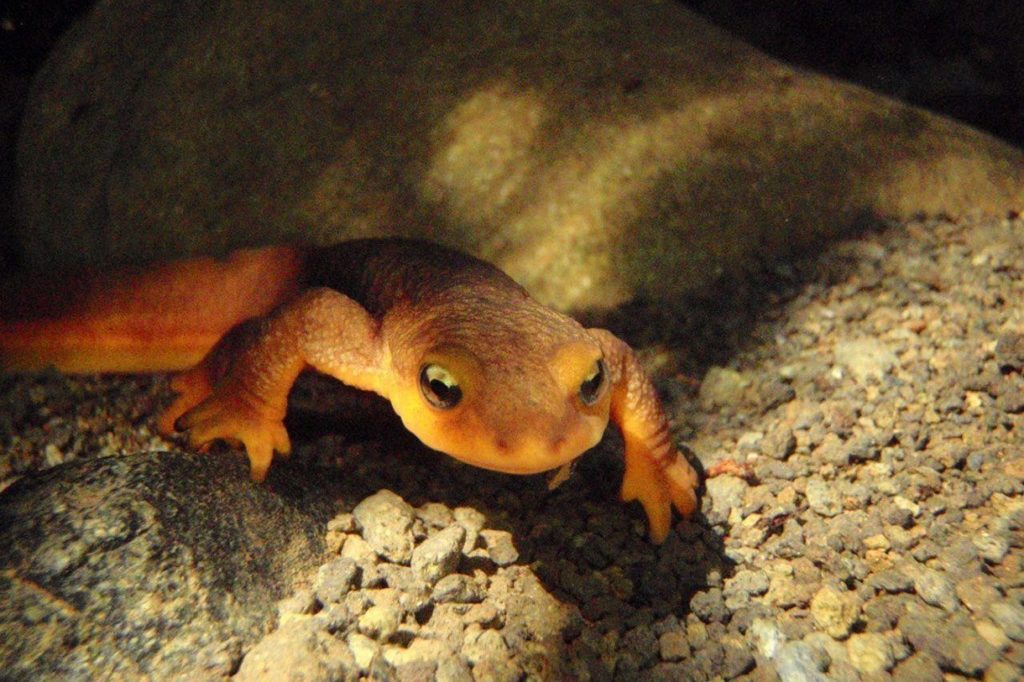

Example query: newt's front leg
[590,329,700,543]
[159,288,385,482]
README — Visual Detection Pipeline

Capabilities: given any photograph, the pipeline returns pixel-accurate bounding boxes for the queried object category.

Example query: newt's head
[385,308,612,474]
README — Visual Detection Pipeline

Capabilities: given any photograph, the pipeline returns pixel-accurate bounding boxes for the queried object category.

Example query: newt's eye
[420,364,463,409]
[579,359,605,406]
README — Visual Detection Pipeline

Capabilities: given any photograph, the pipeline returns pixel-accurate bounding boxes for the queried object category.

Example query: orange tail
[0,246,306,373]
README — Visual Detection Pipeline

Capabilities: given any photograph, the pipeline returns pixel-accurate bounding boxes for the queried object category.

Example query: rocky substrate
[2,213,1023,680]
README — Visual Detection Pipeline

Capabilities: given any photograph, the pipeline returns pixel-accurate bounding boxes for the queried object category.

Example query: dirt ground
[2,213,1023,680]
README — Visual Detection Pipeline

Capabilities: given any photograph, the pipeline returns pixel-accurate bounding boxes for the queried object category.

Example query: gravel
[3,214,1024,678]
[810,585,860,639]
[352,489,416,564]
[411,525,465,584]
[846,632,894,674]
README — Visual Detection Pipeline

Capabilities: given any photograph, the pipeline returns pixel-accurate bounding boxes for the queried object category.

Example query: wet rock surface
[2,213,1024,678]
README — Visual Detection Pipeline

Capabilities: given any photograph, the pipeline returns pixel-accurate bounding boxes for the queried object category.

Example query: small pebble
[805,478,843,517]
[327,513,357,533]
[705,475,748,518]
[453,507,486,553]
[763,425,797,460]
[866,568,914,594]
[724,569,770,605]
[846,632,894,674]
[353,490,416,564]
[721,640,755,678]
[972,533,1010,564]
[358,604,402,641]
[989,601,1024,642]
[416,502,455,529]
[462,627,510,666]
[315,558,359,605]
[810,586,860,639]
[985,660,1024,682]
[699,367,751,409]
[834,338,897,383]
[891,652,942,682]
[278,588,318,617]
[774,641,830,682]
[995,332,1024,371]
[411,525,466,584]
[479,529,519,566]
[750,618,785,659]
[463,602,503,629]
[912,566,959,612]
[436,656,473,682]
[340,535,378,563]
[347,632,379,672]
[955,575,1003,615]
[658,631,690,661]
[432,574,485,604]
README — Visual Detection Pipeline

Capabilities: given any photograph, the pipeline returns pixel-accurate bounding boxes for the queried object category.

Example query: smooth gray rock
[0,450,332,680]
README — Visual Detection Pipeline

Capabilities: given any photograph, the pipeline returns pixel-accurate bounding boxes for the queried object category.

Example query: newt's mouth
[448,449,583,476]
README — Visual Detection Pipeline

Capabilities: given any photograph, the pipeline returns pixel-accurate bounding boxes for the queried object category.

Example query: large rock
[15,0,1024,309]
[0,450,333,680]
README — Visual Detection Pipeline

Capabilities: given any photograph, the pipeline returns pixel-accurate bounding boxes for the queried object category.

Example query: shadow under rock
[577,214,875,376]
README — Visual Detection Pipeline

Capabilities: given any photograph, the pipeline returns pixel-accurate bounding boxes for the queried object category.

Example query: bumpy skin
[1,239,699,542]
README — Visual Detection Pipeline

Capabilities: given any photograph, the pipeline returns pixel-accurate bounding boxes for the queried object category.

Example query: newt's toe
[175,386,290,481]
[665,458,699,518]
[245,439,274,483]
[158,367,214,436]
[622,443,700,544]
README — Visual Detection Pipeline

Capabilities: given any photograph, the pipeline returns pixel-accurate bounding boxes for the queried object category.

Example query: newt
[0,239,699,542]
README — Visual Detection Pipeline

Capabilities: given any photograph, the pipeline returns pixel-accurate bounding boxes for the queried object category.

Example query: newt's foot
[174,385,291,482]
[157,367,214,436]
[621,444,699,544]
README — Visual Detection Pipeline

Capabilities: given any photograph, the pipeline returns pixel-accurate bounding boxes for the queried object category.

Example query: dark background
[2,1,1023,269]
